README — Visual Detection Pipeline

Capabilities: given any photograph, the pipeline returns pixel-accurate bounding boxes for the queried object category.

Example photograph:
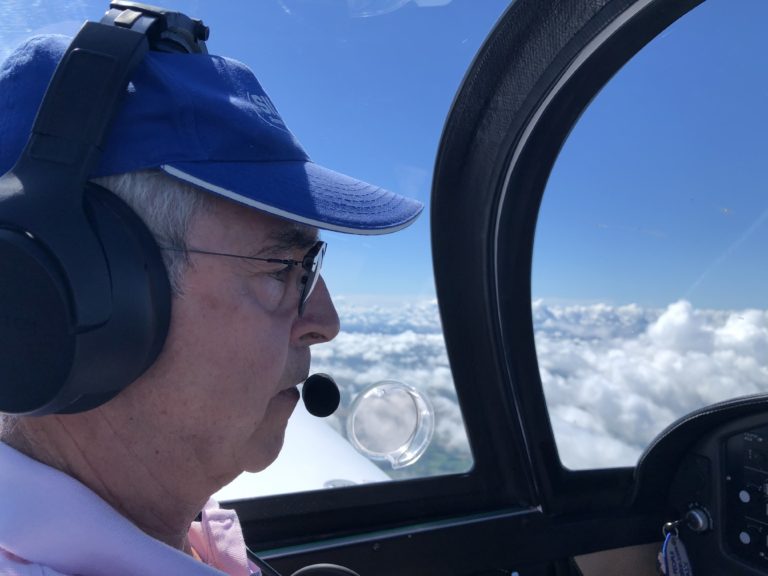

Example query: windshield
[0,0,510,497]
[532,0,768,469]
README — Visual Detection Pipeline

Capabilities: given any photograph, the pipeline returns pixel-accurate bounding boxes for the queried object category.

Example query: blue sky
[534,0,768,310]
[3,0,766,308]
[224,1,511,298]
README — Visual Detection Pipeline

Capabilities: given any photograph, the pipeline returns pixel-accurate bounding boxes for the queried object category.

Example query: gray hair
[0,414,15,439]
[0,170,209,436]
[94,169,210,294]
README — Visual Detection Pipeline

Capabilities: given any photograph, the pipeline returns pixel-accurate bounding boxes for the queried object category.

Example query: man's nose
[293,276,340,344]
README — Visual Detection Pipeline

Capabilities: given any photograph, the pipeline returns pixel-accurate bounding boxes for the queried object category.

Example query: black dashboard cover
[632,394,768,506]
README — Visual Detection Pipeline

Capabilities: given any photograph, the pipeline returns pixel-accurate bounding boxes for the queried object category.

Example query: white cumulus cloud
[314,296,768,475]
[311,297,470,478]
[535,299,768,468]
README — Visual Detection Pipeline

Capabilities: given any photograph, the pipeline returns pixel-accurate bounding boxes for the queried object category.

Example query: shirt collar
[0,441,234,576]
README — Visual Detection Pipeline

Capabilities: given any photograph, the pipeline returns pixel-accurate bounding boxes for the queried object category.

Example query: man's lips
[276,362,309,401]
[277,385,300,401]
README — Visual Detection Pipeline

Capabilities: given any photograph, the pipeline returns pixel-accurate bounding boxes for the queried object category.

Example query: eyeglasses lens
[298,242,326,315]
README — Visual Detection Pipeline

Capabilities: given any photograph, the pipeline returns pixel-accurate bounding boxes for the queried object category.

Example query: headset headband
[0,3,207,415]
[7,4,208,329]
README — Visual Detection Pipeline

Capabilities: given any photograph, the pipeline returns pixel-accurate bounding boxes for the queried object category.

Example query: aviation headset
[0,2,209,416]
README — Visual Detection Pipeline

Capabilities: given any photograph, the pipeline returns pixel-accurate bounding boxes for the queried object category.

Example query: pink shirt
[0,442,260,576]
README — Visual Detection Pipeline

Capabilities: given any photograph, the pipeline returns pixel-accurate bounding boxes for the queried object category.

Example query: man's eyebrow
[256,226,319,257]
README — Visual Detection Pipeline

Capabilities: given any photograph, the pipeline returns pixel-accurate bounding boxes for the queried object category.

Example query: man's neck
[3,412,210,553]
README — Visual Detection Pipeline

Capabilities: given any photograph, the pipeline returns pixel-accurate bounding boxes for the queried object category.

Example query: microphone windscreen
[302,373,341,417]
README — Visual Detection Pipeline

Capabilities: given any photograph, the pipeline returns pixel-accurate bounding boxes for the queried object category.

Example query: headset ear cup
[0,182,171,415]
[0,227,76,414]
[55,183,171,414]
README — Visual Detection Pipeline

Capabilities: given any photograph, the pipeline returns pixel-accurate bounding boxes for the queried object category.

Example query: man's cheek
[238,276,286,313]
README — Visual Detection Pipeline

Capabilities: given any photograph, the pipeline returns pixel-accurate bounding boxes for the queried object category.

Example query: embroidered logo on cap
[248,93,287,131]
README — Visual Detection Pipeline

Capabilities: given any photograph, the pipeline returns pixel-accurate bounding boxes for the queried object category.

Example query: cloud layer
[534,299,768,468]
[311,296,471,479]
[313,296,768,474]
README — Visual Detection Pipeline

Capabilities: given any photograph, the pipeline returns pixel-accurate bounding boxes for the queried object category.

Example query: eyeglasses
[162,240,327,316]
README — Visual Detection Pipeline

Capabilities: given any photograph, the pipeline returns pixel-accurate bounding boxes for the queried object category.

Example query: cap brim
[161,161,423,235]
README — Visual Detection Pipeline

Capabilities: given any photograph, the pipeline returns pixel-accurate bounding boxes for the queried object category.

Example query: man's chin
[242,436,286,474]
[235,386,300,475]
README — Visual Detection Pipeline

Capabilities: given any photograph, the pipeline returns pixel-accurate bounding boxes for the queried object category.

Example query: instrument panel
[665,413,768,574]
[725,426,768,569]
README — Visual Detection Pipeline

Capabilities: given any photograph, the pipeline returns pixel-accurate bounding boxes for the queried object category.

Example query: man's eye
[268,264,293,282]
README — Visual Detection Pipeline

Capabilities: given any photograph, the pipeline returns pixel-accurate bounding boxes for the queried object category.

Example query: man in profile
[0,10,422,576]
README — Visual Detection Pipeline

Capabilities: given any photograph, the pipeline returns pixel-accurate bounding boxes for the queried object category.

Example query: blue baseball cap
[0,35,423,234]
